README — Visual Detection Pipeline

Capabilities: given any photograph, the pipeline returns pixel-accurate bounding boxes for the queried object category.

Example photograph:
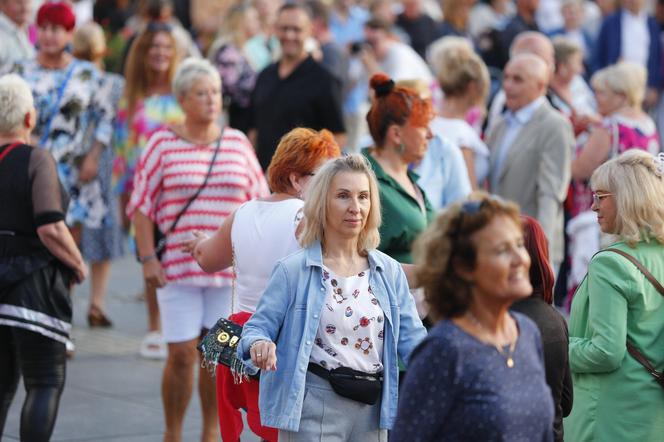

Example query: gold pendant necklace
[467,311,517,368]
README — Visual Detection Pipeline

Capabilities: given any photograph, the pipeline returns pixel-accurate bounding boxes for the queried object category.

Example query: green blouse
[565,240,664,442]
[362,149,434,263]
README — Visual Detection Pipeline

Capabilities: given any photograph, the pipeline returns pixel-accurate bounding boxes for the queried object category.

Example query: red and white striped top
[127,128,269,287]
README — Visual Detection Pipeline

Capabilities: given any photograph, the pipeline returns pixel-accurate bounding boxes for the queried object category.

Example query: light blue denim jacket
[238,241,427,432]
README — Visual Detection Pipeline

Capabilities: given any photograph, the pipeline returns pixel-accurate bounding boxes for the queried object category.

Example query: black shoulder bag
[148,131,223,261]
[606,248,664,390]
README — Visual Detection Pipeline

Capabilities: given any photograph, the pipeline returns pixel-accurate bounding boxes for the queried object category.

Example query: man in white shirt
[487,53,573,271]
[0,0,34,69]
[361,17,434,85]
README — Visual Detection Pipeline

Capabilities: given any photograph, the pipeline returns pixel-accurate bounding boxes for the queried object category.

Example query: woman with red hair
[511,215,573,442]
[182,127,341,442]
[8,1,116,321]
[362,73,435,264]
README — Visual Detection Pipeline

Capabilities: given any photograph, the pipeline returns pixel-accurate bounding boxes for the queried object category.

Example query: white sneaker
[140,331,167,360]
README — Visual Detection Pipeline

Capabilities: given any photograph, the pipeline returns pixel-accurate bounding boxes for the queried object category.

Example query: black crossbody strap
[166,130,224,235]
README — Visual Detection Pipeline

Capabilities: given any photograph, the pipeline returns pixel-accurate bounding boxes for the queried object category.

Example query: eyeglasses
[592,192,613,205]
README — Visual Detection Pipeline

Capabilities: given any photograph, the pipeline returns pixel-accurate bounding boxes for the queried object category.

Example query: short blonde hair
[299,154,381,255]
[591,62,647,107]
[428,36,489,102]
[552,36,582,67]
[590,150,664,246]
[72,22,106,62]
[0,74,34,135]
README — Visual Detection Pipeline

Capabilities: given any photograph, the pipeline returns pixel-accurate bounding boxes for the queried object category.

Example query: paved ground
[3,256,260,442]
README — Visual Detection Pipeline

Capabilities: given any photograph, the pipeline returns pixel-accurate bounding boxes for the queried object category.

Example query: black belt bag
[308,363,383,405]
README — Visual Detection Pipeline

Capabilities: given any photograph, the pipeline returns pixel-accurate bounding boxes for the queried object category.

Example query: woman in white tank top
[182,127,340,442]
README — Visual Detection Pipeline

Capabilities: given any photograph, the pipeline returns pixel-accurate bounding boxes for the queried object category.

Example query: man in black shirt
[249,3,345,170]
[395,0,440,58]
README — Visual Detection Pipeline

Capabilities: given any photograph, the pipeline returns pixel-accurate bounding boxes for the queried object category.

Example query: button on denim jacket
[238,241,427,432]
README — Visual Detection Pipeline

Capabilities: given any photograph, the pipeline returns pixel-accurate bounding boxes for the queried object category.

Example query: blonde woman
[239,154,426,440]
[72,22,125,327]
[427,37,491,188]
[570,62,659,217]
[207,3,261,133]
[565,150,664,441]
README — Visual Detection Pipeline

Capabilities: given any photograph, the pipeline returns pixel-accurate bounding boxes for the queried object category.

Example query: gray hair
[0,74,34,135]
[172,57,221,99]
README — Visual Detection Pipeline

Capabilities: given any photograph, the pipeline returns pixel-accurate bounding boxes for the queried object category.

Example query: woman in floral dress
[71,22,125,327]
[11,1,115,233]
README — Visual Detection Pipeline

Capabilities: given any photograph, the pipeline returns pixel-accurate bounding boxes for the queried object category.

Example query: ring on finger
[257,353,262,357]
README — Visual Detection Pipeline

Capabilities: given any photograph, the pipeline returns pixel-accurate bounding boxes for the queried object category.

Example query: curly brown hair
[413,193,521,321]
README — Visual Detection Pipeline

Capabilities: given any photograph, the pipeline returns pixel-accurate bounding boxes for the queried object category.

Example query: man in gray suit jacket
[487,53,573,271]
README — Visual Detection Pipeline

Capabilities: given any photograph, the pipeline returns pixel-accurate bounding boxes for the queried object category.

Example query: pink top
[571,114,660,217]
[127,128,269,287]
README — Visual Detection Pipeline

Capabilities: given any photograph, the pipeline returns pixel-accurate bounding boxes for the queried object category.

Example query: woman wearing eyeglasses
[391,193,554,441]
[567,63,660,302]
[564,150,664,442]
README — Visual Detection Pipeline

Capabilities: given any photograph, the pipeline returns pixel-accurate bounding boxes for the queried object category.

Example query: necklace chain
[467,311,517,368]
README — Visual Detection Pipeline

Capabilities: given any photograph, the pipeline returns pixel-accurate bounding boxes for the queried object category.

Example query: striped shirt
[127,128,269,287]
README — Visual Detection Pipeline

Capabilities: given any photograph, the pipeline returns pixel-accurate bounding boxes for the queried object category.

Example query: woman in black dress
[0,74,87,441]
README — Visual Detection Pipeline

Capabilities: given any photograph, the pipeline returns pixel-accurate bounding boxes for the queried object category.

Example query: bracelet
[138,254,157,263]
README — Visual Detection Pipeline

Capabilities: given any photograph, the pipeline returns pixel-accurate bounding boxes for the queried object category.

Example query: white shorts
[156,283,232,343]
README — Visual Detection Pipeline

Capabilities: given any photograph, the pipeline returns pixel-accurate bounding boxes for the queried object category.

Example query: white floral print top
[310,266,385,373]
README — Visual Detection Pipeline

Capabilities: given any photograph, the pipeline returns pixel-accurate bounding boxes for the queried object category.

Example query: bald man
[487,53,573,272]
[486,32,557,131]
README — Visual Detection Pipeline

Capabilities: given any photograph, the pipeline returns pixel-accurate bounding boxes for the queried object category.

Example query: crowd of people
[0,0,663,441]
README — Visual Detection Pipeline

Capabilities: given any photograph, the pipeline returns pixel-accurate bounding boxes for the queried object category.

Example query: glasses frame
[592,192,613,206]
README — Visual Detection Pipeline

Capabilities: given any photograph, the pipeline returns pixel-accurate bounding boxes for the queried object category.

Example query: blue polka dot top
[391,312,554,441]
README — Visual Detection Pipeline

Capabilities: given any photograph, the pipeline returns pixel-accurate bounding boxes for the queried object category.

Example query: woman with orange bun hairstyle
[511,216,573,442]
[182,127,341,442]
[363,73,435,264]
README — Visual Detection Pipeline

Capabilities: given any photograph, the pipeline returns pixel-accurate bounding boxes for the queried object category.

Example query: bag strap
[605,248,664,296]
[626,341,664,381]
[39,60,78,147]
[166,129,224,236]
[605,248,664,382]
[0,142,23,163]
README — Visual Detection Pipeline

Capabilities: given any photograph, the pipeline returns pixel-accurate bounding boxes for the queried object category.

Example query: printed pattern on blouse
[112,94,184,195]
[126,128,269,287]
[571,114,660,217]
[310,267,385,373]
[11,59,116,228]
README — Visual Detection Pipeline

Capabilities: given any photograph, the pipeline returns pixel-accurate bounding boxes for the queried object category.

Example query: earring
[396,143,405,154]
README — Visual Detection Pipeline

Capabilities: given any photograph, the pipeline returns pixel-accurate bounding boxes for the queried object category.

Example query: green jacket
[363,149,434,263]
[565,240,664,441]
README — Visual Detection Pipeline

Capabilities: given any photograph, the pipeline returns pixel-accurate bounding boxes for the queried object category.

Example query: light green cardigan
[565,240,664,441]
